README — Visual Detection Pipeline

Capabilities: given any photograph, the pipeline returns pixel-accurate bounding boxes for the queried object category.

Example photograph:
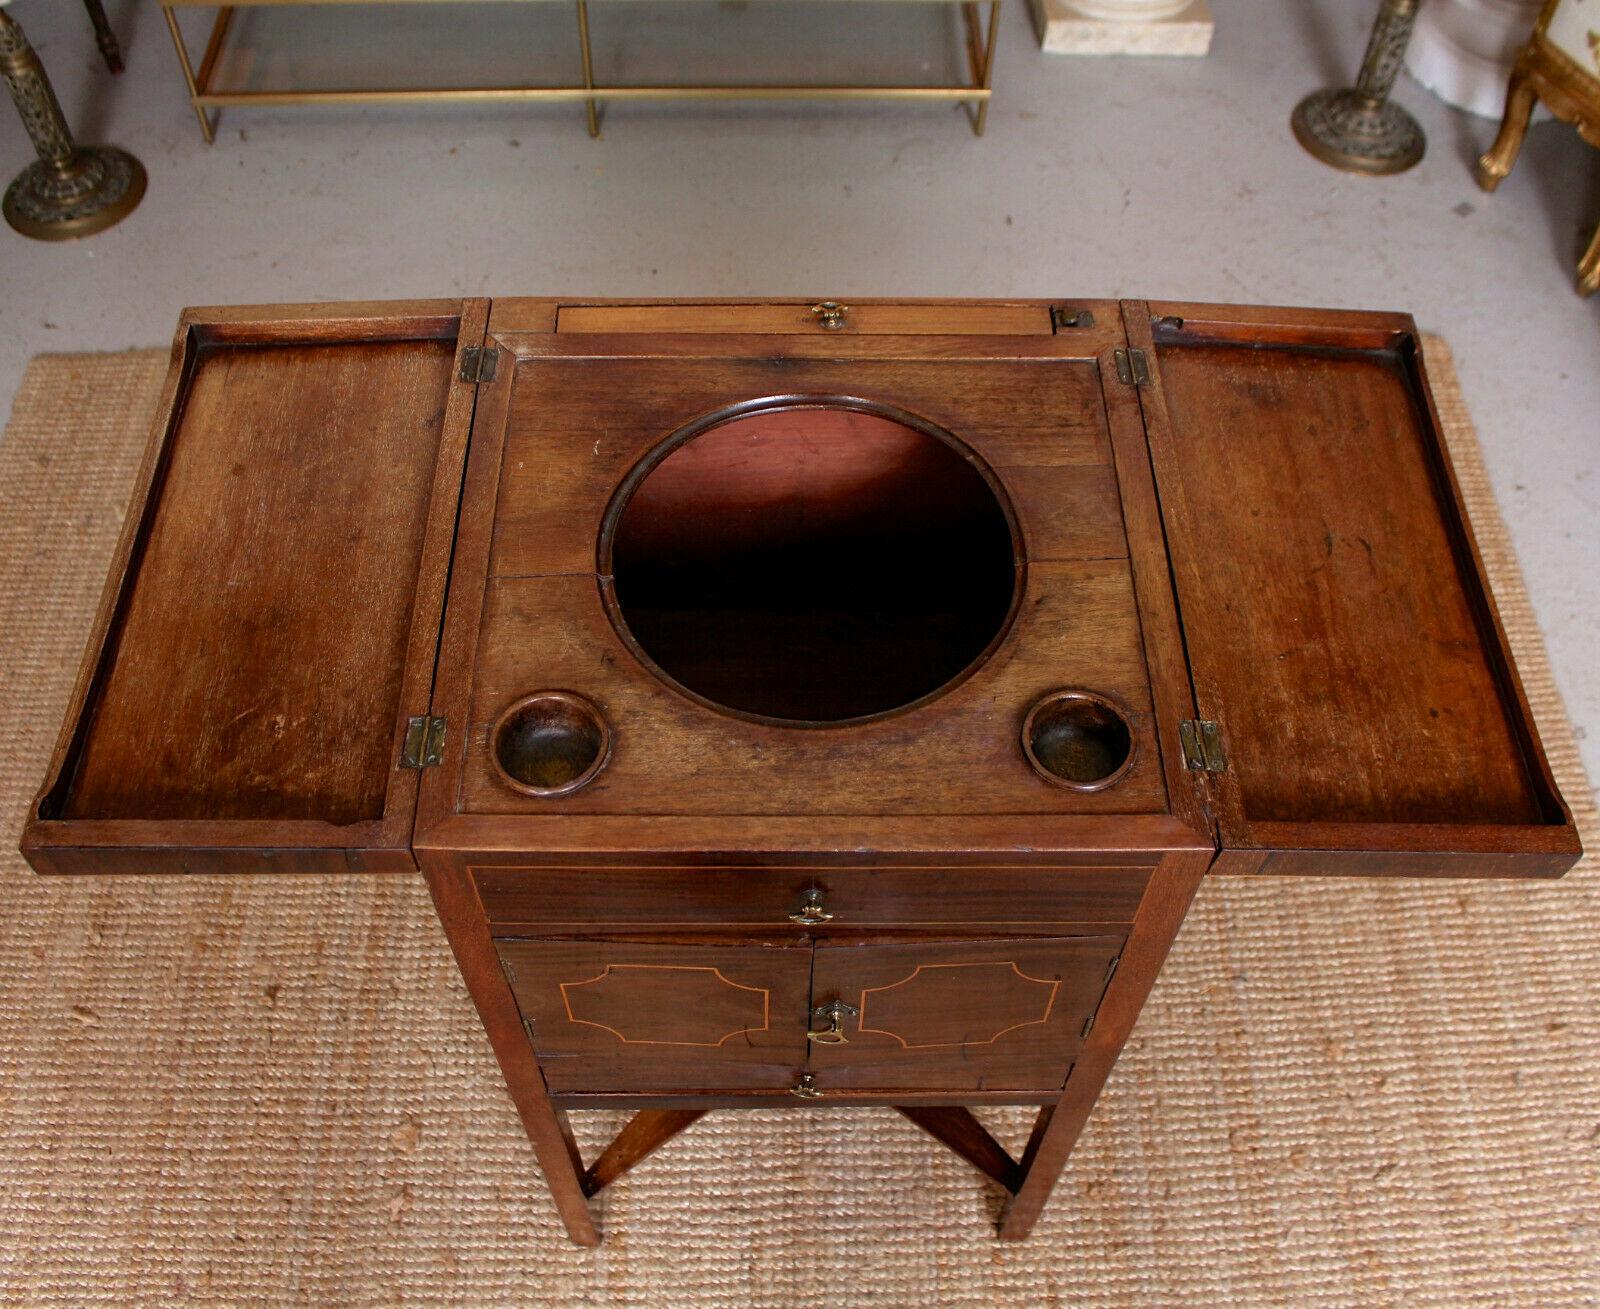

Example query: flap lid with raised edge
[22,299,490,875]
[1126,301,1580,878]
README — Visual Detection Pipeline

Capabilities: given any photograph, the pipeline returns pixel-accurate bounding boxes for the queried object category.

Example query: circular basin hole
[1023,691,1135,790]
[602,402,1021,724]
[490,692,610,797]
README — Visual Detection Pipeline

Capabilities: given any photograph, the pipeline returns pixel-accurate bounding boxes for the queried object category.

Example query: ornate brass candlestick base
[1292,0,1426,176]
[1,8,145,241]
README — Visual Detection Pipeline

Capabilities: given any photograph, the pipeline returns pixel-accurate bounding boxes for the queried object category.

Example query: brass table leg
[962,0,1000,137]
[575,0,599,138]
[1,8,146,240]
[81,0,124,74]
[161,5,218,143]
[1291,0,1425,175]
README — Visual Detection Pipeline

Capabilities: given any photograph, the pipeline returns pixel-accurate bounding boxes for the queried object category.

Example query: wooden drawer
[553,302,1055,335]
[472,865,1150,930]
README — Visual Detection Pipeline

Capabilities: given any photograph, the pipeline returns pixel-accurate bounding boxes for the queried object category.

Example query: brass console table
[160,0,1001,141]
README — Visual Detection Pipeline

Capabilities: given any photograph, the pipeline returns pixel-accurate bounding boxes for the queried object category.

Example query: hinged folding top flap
[1123,301,1580,878]
[22,299,491,874]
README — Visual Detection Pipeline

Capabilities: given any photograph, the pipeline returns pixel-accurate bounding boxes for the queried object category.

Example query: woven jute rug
[0,342,1595,1308]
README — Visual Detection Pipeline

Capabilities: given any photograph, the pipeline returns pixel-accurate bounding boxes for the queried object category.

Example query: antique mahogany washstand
[20,297,1581,1247]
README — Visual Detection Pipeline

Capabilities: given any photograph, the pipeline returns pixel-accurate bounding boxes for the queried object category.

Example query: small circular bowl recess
[1022,691,1136,791]
[490,692,611,798]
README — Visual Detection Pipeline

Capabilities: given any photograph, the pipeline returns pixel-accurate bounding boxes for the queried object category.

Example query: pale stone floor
[1,0,1596,790]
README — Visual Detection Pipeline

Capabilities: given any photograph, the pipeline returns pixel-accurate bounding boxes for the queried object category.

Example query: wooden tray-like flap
[22,300,490,874]
[1127,302,1580,878]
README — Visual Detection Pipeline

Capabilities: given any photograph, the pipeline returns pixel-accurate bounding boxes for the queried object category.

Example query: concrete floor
[2,0,1597,791]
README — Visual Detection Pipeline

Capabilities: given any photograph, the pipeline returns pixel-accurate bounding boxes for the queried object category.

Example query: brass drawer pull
[787,889,834,925]
[790,1074,824,1099]
[810,301,848,331]
[807,999,858,1045]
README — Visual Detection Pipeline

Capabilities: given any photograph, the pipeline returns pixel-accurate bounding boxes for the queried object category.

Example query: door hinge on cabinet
[400,715,447,769]
[1114,347,1151,387]
[459,345,498,384]
[1052,306,1094,330]
[499,956,517,986]
[1179,719,1227,773]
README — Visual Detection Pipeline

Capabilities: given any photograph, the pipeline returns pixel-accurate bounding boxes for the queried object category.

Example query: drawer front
[805,935,1124,1092]
[473,866,1151,931]
[553,302,1055,335]
[498,938,811,1093]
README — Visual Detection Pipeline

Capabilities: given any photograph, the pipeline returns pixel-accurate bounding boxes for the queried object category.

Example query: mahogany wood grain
[65,339,453,823]
[999,847,1211,1240]
[554,302,1056,335]
[581,1109,708,1196]
[489,353,1120,580]
[420,853,598,1246]
[464,565,1163,818]
[472,865,1151,931]
[806,935,1122,1092]
[498,938,813,1092]
[1124,303,1578,877]
[23,298,489,876]
[895,1107,1022,1191]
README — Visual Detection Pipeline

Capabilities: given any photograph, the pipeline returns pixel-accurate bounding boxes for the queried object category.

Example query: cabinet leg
[1476,57,1537,192]
[999,848,1210,1240]
[421,860,600,1246]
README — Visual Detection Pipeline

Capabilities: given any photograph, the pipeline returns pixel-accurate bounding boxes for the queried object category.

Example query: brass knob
[790,1074,824,1099]
[787,889,834,926]
[807,999,858,1044]
[810,301,848,331]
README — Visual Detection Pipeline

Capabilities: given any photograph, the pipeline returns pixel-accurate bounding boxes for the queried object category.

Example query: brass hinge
[1105,953,1120,985]
[499,956,517,986]
[1052,306,1094,330]
[458,345,498,384]
[522,1017,536,1044]
[1114,347,1151,387]
[1179,718,1227,773]
[1080,1010,1097,1040]
[400,715,447,769]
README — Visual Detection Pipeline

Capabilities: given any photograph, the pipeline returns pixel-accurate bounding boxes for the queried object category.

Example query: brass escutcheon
[807,999,859,1044]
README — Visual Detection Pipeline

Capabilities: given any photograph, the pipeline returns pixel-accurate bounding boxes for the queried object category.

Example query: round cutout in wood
[490,692,611,797]
[600,399,1023,726]
[1022,690,1135,791]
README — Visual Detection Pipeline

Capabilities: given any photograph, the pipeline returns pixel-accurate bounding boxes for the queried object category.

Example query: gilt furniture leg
[999,848,1211,1239]
[1579,218,1599,297]
[1475,56,1537,190]
[421,859,600,1246]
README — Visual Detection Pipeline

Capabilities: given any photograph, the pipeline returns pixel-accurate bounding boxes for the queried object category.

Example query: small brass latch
[401,715,447,769]
[1179,719,1227,773]
[810,301,849,331]
[790,1074,824,1099]
[1052,306,1095,330]
[807,999,860,1045]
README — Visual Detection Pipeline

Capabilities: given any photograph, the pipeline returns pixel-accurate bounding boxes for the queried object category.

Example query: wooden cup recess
[19,297,1582,1248]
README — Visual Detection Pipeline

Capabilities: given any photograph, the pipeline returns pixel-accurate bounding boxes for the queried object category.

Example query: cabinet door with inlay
[806,936,1123,1092]
[497,938,811,1092]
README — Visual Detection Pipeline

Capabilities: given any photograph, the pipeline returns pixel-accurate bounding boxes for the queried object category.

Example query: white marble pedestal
[1030,0,1214,56]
